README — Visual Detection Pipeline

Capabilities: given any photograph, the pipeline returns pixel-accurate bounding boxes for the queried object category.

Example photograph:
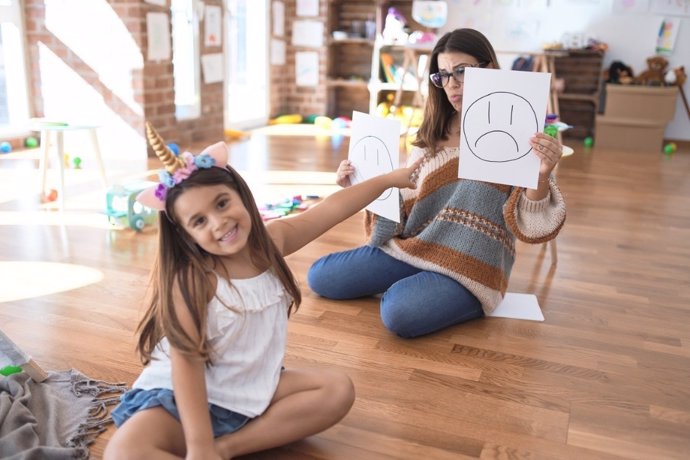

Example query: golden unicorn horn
[145,122,185,173]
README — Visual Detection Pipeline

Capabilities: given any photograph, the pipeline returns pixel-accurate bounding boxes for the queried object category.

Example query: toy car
[105,181,158,231]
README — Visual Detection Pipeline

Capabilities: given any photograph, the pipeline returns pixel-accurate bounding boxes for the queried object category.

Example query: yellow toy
[269,114,303,125]
[314,116,333,130]
[224,129,248,141]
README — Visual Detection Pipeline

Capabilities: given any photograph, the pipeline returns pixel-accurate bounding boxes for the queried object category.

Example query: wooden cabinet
[553,49,606,139]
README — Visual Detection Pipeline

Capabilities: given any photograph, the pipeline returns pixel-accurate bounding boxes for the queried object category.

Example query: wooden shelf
[328,38,375,46]
[326,79,370,89]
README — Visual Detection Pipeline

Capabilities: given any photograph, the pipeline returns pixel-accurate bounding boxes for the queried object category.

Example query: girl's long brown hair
[413,28,500,154]
[136,166,301,365]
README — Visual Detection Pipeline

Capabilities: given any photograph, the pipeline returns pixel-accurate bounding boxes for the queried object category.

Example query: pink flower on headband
[136,142,229,212]
[172,152,197,183]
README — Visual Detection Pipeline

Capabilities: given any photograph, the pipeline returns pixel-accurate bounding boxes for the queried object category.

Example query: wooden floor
[1,129,689,459]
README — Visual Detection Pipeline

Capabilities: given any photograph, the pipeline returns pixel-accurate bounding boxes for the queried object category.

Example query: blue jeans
[307,246,483,338]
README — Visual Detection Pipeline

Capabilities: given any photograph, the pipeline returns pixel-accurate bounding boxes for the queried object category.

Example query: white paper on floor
[488,293,544,321]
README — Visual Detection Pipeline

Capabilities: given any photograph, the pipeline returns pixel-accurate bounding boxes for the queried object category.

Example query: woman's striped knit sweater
[365,146,566,315]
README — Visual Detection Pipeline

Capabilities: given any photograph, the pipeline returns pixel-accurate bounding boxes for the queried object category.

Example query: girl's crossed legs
[104,368,354,460]
[308,245,483,338]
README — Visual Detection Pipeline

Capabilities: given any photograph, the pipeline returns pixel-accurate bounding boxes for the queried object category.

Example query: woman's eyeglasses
[429,62,489,88]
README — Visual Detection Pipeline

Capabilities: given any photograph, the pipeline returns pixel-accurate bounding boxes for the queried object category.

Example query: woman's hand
[336,160,355,188]
[530,132,563,181]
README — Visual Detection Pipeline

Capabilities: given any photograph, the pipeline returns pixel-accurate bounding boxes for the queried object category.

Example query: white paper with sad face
[459,67,551,189]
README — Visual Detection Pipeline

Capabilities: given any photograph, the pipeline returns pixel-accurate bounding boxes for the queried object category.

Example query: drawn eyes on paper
[462,91,539,163]
[350,135,394,201]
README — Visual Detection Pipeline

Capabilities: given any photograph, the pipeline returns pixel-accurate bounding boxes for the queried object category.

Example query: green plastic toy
[0,365,23,376]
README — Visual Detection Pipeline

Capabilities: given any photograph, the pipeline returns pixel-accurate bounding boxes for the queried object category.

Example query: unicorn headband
[137,122,229,211]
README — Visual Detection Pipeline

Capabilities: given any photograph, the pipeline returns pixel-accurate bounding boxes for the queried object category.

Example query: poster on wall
[612,0,651,14]
[656,17,681,54]
[271,39,286,65]
[201,53,224,83]
[272,1,285,36]
[295,51,319,86]
[147,12,171,61]
[204,5,222,47]
[297,0,319,16]
[650,0,687,16]
[292,20,324,47]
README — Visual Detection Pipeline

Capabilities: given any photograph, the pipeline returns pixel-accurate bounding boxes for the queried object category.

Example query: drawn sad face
[462,91,538,163]
[350,135,394,201]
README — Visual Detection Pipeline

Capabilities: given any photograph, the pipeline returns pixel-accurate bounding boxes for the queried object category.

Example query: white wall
[441,0,690,140]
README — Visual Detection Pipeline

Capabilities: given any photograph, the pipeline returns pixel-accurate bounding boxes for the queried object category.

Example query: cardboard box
[604,84,678,122]
[595,115,665,152]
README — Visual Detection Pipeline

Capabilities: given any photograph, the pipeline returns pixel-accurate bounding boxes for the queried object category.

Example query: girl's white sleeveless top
[132,270,291,418]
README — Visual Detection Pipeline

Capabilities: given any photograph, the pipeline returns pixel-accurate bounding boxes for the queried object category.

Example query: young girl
[104,124,422,460]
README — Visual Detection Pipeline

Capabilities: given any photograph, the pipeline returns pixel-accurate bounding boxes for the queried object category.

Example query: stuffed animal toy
[382,7,410,44]
[635,56,668,86]
[606,61,634,85]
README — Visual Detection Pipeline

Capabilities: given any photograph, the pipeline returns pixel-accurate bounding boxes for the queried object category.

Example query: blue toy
[167,142,180,156]
[105,181,158,231]
[0,141,12,153]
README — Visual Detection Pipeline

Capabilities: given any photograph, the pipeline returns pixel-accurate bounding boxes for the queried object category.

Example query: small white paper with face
[348,111,401,222]
[459,68,551,189]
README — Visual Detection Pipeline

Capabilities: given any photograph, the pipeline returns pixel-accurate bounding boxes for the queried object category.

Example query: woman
[308,28,566,338]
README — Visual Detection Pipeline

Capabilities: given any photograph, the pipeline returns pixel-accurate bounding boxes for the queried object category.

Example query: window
[0,0,30,136]
[171,0,200,120]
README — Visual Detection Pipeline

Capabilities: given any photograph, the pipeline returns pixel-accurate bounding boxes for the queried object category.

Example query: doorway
[225,0,268,130]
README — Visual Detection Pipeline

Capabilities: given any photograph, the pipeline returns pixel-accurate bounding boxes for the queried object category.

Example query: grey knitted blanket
[0,369,127,459]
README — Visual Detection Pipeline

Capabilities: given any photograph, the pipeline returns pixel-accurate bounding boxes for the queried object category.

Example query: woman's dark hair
[136,165,301,365]
[414,28,500,153]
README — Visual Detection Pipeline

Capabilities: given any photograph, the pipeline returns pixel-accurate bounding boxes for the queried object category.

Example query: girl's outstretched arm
[169,280,223,459]
[268,157,423,256]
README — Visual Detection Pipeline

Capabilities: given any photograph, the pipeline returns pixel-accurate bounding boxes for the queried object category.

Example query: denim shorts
[111,388,251,438]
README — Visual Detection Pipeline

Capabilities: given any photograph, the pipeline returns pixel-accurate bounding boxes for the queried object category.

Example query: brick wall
[24,0,224,164]
[269,0,328,118]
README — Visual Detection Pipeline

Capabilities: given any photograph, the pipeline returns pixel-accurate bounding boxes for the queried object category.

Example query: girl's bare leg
[104,407,187,460]
[215,368,355,459]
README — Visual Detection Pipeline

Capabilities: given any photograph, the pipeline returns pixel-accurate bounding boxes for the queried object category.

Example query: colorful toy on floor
[314,116,333,130]
[24,136,39,148]
[105,181,158,231]
[584,136,594,148]
[259,195,320,221]
[224,129,248,141]
[663,143,677,155]
[43,188,58,203]
[0,141,12,153]
[0,365,23,376]
[73,156,82,169]
[269,114,303,125]
[332,116,351,129]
